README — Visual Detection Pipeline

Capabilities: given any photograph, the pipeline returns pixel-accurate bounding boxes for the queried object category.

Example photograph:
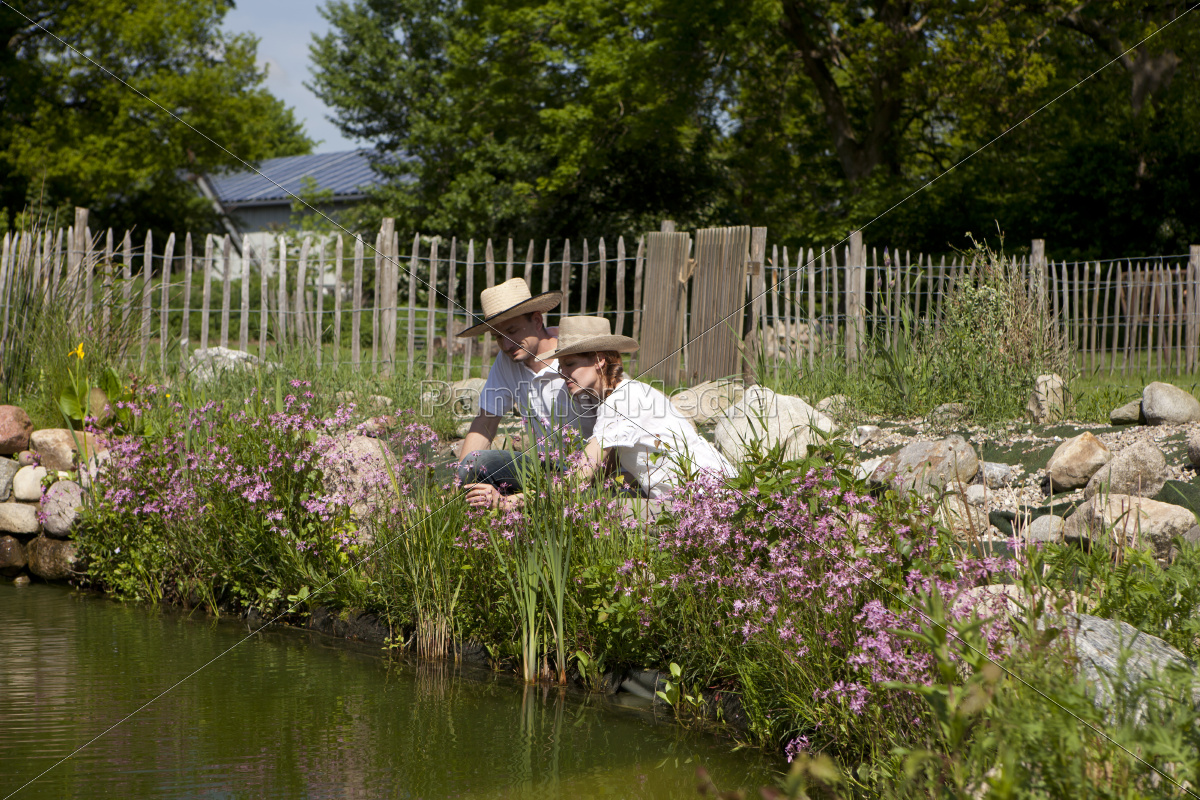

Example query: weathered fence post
[847,231,865,367]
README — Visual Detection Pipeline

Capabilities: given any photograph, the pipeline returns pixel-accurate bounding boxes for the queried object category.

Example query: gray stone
[41,480,83,539]
[188,346,278,384]
[854,456,885,482]
[448,378,487,417]
[1083,439,1167,499]
[937,494,989,538]
[714,386,835,464]
[1026,514,1065,544]
[0,535,26,576]
[980,461,1020,489]
[928,402,969,427]
[1054,613,1195,715]
[0,502,39,535]
[868,435,979,495]
[318,435,400,529]
[1188,429,1200,470]
[0,459,19,502]
[850,425,882,448]
[1074,494,1195,565]
[1026,373,1067,424]
[671,380,744,425]
[26,536,81,581]
[11,465,46,502]
[16,451,35,467]
[30,429,103,472]
[0,405,32,455]
[1141,382,1200,425]
[1109,399,1144,425]
[964,484,987,507]
[1045,432,1112,491]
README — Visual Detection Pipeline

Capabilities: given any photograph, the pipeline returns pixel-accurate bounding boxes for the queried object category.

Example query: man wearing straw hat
[455,277,595,496]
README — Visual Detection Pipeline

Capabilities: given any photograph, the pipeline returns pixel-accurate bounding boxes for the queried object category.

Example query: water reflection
[0,584,777,799]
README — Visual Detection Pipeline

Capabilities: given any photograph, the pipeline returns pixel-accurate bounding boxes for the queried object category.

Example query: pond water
[0,583,778,799]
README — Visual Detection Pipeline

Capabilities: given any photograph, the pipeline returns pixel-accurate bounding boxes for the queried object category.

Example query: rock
[937,494,989,538]
[1045,432,1112,491]
[26,536,82,581]
[714,386,835,464]
[0,502,39,534]
[12,574,29,586]
[980,461,1020,489]
[815,394,852,417]
[0,459,19,502]
[850,425,882,448]
[1054,613,1195,715]
[1141,382,1200,425]
[854,456,885,482]
[449,378,487,417]
[16,450,35,467]
[187,346,278,384]
[0,535,26,576]
[29,429,103,472]
[1083,439,1166,500]
[318,435,400,529]
[928,403,969,427]
[11,465,46,502]
[671,380,744,425]
[1074,494,1195,565]
[1026,514,1065,544]
[1168,525,1200,562]
[964,484,987,507]
[0,406,33,455]
[869,435,979,495]
[1026,373,1067,424]
[1109,400,1144,425]
[455,419,473,439]
[1188,430,1200,470]
[41,480,83,538]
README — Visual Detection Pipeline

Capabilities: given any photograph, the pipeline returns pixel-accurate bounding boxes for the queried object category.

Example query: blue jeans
[456,449,542,495]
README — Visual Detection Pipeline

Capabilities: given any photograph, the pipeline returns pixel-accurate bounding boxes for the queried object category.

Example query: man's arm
[458,411,502,461]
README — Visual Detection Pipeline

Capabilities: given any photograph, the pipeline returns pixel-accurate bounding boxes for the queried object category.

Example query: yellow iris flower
[69,343,85,360]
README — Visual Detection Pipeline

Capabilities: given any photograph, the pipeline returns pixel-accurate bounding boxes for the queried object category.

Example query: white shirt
[478,329,595,451]
[592,378,736,499]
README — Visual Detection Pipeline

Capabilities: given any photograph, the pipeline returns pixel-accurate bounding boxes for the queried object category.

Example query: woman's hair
[594,350,625,399]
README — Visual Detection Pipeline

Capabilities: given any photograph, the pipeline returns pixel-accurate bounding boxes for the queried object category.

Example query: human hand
[464,482,501,509]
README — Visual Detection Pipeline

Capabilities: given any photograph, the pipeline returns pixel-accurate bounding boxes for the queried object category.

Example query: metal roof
[208,150,380,209]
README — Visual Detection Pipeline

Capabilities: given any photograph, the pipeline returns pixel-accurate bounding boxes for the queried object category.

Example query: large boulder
[671,380,744,425]
[0,458,19,502]
[11,465,46,502]
[448,378,487,417]
[1109,400,1144,425]
[714,386,835,464]
[1026,514,1065,544]
[1055,613,1195,715]
[0,535,26,576]
[26,536,82,581]
[317,435,401,530]
[1083,439,1166,499]
[868,435,979,495]
[1141,382,1200,425]
[29,429,103,472]
[1045,432,1112,491]
[1026,373,1067,424]
[41,480,83,539]
[188,346,278,384]
[1188,429,1200,470]
[0,502,39,534]
[1072,494,1195,565]
[0,406,33,455]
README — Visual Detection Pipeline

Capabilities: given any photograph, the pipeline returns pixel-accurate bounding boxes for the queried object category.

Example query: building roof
[208,150,380,209]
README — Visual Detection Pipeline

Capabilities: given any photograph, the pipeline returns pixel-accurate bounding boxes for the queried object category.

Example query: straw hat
[543,316,639,360]
[457,278,562,338]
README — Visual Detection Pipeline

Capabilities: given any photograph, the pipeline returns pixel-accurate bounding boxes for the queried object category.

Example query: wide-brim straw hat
[542,316,639,360]
[457,278,562,338]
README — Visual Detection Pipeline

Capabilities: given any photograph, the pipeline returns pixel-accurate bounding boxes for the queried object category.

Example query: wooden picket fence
[2,209,1199,386]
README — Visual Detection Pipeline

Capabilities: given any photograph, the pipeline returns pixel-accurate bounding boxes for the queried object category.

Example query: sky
[223,1,359,154]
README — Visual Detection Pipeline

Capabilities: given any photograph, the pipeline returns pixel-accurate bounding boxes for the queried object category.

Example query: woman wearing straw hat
[465,316,735,511]
[456,278,596,496]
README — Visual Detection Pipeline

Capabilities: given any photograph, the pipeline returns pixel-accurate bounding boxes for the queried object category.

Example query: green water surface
[0,583,777,799]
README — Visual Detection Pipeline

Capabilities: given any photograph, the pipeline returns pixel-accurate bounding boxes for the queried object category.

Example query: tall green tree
[0,0,312,237]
